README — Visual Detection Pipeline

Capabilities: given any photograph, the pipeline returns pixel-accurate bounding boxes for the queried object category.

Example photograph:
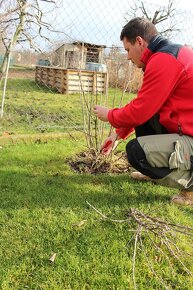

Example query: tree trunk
[0,0,27,80]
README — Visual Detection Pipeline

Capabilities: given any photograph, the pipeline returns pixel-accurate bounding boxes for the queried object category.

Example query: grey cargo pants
[128,134,193,190]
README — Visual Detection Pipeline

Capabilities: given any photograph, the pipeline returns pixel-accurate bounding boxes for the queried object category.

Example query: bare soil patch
[9,70,35,79]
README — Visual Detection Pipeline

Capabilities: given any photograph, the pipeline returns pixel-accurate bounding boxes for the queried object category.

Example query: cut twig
[132,225,142,290]
[86,201,129,223]
[86,201,193,289]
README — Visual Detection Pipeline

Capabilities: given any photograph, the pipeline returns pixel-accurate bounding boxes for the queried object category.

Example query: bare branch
[87,203,193,289]
[141,2,151,20]
[124,0,182,37]
[40,0,55,2]
[0,0,59,79]
[22,31,43,52]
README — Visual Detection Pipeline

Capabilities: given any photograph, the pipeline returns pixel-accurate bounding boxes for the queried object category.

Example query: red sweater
[108,36,193,139]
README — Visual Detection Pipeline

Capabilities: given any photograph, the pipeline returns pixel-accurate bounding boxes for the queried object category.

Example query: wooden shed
[53,41,106,70]
[35,66,108,94]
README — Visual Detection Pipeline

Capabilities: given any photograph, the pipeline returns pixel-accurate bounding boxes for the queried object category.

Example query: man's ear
[136,36,147,48]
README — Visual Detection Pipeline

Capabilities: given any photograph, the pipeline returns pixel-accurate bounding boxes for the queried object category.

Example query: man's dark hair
[120,17,158,44]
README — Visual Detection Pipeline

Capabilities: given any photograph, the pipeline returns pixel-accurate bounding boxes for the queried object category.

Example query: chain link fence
[0,0,192,137]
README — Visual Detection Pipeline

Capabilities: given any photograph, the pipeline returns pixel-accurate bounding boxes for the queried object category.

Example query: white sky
[40,0,193,50]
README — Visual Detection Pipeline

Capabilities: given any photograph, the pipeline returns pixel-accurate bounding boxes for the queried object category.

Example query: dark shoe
[171,191,193,205]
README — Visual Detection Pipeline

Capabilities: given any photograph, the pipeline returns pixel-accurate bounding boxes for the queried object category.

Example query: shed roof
[72,41,106,48]
[55,41,106,52]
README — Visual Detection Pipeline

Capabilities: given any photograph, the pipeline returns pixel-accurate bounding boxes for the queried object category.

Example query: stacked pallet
[35,66,108,94]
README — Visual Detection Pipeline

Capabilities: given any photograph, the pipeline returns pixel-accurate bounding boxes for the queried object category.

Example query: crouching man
[94,17,193,205]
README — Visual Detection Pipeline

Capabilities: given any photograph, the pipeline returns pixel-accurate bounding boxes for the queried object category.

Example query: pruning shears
[100,140,113,154]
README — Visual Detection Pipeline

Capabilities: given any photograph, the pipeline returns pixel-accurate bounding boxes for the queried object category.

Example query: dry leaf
[49,253,57,263]
[72,220,87,227]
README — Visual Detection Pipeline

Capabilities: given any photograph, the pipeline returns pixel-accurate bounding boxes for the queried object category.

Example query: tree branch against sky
[0,0,62,78]
[0,0,63,119]
[124,0,183,37]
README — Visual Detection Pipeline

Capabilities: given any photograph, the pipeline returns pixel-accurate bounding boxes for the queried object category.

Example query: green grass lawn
[0,79,133,135]
[0,79,193,289]
[0,137,192,289]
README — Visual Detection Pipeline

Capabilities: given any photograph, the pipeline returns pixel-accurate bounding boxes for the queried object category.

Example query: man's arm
[108,53,184,130]
[93,105,134,139]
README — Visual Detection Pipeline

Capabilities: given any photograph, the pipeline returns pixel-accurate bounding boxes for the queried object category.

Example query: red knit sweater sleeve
[108,53,184,137]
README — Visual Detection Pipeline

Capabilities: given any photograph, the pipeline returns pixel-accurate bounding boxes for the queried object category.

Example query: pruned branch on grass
[87,201,193,289]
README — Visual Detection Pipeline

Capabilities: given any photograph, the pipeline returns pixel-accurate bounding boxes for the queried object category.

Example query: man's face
[123,36,148,68]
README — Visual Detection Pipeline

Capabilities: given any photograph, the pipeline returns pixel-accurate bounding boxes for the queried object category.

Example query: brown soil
[68,149,131,174]
[9,70,35,79]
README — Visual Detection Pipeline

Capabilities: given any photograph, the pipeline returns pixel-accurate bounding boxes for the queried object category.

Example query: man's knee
[126,137,172,179]
[126,138,146,167]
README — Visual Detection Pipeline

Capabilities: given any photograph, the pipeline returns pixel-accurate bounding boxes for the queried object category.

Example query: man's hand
[100,132,119,155]
[93,105,109,122]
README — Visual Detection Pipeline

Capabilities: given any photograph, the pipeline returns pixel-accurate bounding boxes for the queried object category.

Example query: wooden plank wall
[35,66,108,94]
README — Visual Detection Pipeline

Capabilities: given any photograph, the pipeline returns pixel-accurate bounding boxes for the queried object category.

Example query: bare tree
[124,0,182,36]
[0,0,61,78]
[0,3,20,22]
[0,0,62,118]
